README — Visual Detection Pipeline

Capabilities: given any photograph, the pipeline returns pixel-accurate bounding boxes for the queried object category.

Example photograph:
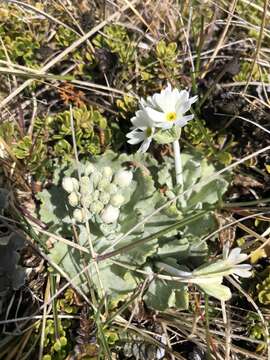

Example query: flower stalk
[173,139,183,187]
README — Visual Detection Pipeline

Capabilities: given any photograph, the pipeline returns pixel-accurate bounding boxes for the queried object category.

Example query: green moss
[41,319,73,360]
[44,105,112,158]
[257,271,270,305]
[57,288,79,314]
[93,24,135,65]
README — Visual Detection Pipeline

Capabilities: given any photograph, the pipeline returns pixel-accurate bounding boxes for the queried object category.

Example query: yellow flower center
[166,111,177,122]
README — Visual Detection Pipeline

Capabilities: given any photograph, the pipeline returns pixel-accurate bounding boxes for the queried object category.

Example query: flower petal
[189,95,198,104]
[126,130,145,144]
[131,110,153,129]
[145,107,166,124]
[138,138,152,153]
[140,96,156,109]
[176,99,192,114]
[175,114,194,127]
[152,86,180,113]
[227,247,242,262]
[228,247,248,264]
[233,268,252,278]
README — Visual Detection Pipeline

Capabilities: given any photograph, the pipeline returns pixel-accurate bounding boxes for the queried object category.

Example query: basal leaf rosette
[38,151,176,305]
[154,151,229,264]
[37,150,229,309]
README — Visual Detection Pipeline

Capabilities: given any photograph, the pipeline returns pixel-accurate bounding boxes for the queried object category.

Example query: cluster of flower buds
[62,164,133,224]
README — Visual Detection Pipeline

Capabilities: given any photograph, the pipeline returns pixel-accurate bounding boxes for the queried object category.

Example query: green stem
[173,139,183,186]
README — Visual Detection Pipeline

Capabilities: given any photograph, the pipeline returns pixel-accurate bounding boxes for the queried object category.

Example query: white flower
[189,248,251,301]
[224,247,252,278]
[113,169,133,188]
[126,109,155,153]
[101,205,120,223]
[144,83,198,129]
[193,247,252,279]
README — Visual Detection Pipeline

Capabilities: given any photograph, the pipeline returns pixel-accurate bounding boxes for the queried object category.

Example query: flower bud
[84,163,95,176]
[99,192,110,205]
[104,183,118,195]
[80,176,93,195]
[110,194,125,207]
[72,178,80,192]
[62,177,75,193]
[90,201,104,215]
[80,194,92,208]
[81,176,90,187]
[68,192,79,207]
[101,205,120,224]
[93,190,100,201]
[97,178,110,191]
[102,166,113,180]
[73,208,85,222]
[113,170,133,188]
[90,171,102,188]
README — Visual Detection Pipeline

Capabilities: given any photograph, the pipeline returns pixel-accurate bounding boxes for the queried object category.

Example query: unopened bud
[90,171,102,188]
[72,178,79,192]
[84,163,95,176]
[90,201,104,215]
[62,177,75,193]
[73,208,85,223]
[68,192,79,207]
[102,166,113,180]
[105,183,118,195]
[80,194,92,208]
[97,178,110,191]
[80,176,93,195]
[99,192,110,205]
[110,194,125,207]
[101,205,120,224]
[113,170,133,188]
[93,190,100,201]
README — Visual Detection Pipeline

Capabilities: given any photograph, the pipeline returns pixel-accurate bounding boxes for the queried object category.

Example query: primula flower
[224,247,252,278]
[193,247,252,279]
[126,109,155,153]
[144,83,198,129]
[191,248,252,301]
